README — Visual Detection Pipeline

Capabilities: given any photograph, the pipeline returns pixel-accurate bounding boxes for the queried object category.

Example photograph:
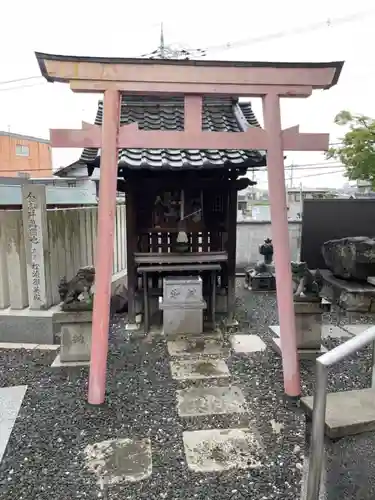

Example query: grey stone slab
[0,385,27,422]
[270,324,351,341]
[170,358,230,381]
[0,313,54,344]
[0,342,38,350]
[344,324,374,336]
[84,438,152,484]
[177,385,246,417]
[51,354,90,368]
[301,388,375,439]
[0,385,27,464]
[53,310,93,324]
[321,325,352,339]
[270,335,327,360]
[230,334,266,353]
[0,419,14,463]
[167,337,226,358]
[182,428,262,472]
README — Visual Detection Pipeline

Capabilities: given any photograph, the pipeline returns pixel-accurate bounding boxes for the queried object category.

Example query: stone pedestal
[321,269,375,313]
[244,266,276,292]
[270,299,326,359]
[54,310,92,362]
[159,276,206,337]
[294,300,323,350]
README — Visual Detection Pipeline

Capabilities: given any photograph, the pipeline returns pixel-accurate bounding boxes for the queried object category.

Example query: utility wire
[0,76,43,86]
[202,9,375,55]
[286,169,345,180]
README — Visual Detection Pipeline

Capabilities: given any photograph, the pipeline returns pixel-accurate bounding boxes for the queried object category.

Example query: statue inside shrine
[245,238,276,291]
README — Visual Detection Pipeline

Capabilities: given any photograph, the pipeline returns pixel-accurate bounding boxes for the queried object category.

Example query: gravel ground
[0,279,373,500]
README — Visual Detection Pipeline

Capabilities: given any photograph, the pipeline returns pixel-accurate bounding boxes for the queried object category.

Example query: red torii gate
[35,53,343,405]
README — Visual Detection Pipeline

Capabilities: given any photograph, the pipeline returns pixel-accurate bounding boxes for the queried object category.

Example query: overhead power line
[286,169,345,181]
[0,76,43,86]
[202,9,375,55]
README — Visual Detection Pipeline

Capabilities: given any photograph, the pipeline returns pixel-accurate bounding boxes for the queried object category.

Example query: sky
[1,0,374,188]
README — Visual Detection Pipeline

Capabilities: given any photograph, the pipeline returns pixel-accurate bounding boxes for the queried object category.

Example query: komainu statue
[291,261,323,301]
[58,266,95,311]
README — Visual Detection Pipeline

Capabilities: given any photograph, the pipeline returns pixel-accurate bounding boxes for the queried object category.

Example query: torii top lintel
[35,52,344,152]
[35,52,343,97]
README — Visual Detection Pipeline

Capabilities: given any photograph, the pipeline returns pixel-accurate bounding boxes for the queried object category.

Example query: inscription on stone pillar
[22,184,52,310]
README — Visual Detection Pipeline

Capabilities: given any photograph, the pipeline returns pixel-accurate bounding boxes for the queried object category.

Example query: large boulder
[322,236,375,281]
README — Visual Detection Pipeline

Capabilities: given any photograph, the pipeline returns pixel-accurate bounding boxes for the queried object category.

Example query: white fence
[0,186,302,311]
[0,203,127,310]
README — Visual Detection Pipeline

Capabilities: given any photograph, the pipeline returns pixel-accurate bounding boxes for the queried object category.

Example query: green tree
[327,110,375,189]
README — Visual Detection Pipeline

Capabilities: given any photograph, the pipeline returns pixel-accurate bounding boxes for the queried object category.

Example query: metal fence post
[305,360,328,500]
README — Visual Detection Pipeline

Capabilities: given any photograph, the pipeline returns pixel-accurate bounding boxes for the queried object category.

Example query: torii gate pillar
[263,93,300,396]
[88,90,120,405]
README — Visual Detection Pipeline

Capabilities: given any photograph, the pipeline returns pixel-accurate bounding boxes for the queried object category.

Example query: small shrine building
[57,95,266,329]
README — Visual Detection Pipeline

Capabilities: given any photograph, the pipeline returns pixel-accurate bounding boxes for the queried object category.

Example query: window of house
[15,144,30,157]
[67,180,77,188]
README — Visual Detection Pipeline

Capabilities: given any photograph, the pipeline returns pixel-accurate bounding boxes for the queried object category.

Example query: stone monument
[159,276,206,338]
[57,266,95,362]
[270,262,326,359]
[244,238,276,291]
[321,236,375,312]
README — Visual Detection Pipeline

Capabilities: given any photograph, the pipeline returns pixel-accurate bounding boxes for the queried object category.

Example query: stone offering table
[159,276,206,337]
[54,310,92,362]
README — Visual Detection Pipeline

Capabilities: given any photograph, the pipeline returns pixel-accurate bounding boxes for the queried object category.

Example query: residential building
[0,131,52,178]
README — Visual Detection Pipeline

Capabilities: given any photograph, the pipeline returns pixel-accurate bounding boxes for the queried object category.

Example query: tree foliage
[327,110,375,188]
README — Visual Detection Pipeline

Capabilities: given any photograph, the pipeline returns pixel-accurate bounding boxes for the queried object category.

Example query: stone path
[0,318,373,499]
[84,331,269,485]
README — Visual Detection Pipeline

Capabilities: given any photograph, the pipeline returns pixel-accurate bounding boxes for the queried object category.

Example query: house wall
[0,134,52,178]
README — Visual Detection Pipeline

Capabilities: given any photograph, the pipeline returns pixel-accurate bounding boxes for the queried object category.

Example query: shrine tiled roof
[79,96,266,171]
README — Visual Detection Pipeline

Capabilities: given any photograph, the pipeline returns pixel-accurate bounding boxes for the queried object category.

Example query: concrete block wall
[236,220,302,270]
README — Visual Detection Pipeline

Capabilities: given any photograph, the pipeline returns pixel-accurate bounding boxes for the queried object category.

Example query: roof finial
[160,22,165,58]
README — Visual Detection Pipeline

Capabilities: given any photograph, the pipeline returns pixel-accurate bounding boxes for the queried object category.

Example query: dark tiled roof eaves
[79,96,266,171]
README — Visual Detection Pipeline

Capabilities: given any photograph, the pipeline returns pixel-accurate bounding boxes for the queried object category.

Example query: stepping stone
[230,335,266,354]
[51,354,90,368]
[182,428,262,472]
[0,385,27,463]
[344,324,373,336]
[170,358,230,381]
[321,325,352,339]
[167,337,225,358]
[84,437,152,484]
[177,385,246,417]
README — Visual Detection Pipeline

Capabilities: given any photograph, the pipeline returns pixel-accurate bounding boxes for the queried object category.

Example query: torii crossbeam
[35,52,343,405]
